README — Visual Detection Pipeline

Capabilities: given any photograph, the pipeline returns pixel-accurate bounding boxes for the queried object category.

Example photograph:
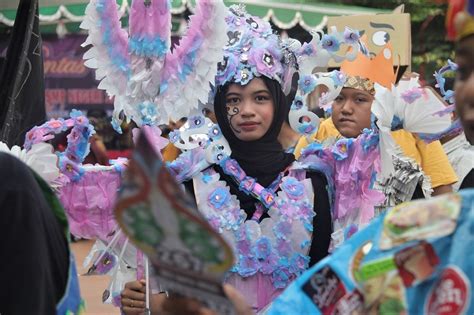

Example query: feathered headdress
[81,0,228,131]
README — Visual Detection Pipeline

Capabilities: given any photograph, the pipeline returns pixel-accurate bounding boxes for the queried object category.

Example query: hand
[120,280,147,315]
[161,284,254,315]
[223,284,254,315]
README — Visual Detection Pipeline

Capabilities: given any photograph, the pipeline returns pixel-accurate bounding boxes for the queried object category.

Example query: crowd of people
[0,0,473,314]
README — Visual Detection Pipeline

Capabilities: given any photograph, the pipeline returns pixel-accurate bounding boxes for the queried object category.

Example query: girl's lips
[339,118,355,124]
[238,122,259,131]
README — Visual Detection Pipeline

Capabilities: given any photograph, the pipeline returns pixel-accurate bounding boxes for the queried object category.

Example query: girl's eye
[334,96,344,102]
[255,95,269,102]
[226,97,240,105]
[356,97,368,103]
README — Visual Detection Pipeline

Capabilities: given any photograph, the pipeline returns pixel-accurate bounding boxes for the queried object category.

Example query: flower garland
[24,109,95,181]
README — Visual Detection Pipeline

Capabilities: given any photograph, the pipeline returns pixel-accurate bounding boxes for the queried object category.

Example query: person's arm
[307,171,332,266]
[432,184,453,196]
[416,138,458,193]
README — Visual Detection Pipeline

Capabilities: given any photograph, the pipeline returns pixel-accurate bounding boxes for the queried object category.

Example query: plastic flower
[260,253,279,274]
[331,70,347,86]
[70,109,84,119]
[272,267,291,288]
[236,238,251,256]
[255,237,272,259]
[321,34,340,52]
[401,87,423,104]
[343,27,360,44]
[361,128,379,152]
[216,54,238,85]
[168,130,181,144]
[332,138,353,161]
[281,177,305,200]
[248,44,282,80]
[298,74,317,94]
[274,221,292,240]
[188,115,205,129]
[208,125,223,140]
[299,42,315,56]
[236,66,253,85]
[291,95,304,110]
[289,253,309,274]
[237,256,258,277]
[208,187,229,209]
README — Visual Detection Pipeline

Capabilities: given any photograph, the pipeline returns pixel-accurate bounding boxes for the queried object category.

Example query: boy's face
[455,35,474,144]
[331,88,374,138]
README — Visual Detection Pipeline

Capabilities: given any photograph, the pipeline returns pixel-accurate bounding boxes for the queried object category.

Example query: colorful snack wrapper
[268,189,474,315]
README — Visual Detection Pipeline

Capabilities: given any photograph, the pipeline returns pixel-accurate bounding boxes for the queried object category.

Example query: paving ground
[71,239,120,315]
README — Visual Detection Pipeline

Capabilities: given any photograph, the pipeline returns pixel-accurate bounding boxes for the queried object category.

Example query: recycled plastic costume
[3,1,368,313]
[287,36,457,250]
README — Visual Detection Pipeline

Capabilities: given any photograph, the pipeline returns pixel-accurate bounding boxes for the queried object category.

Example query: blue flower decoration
[188,115,205,129]
[281,177,305,199]
[168,130,181,144]
[343,27,360,44]
[298,74,317,94]
[272,268,290,288]
[321,34,340,52]
[208,125,223,140]
[332,138,353,161]
[299,42,315,56]
[255,237,272,259]
[289,253,309,274]
[208,187,229,209]
[274,221,292,240]
[331,70,347,86]
[291,95,304,110]
[237,256,258,277]
[70,109,84,119]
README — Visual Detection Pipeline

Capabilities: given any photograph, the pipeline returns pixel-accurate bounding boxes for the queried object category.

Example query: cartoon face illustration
[327,13,411,69]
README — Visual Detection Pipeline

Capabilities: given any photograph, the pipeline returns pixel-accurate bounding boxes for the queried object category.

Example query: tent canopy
[0,0,388,35]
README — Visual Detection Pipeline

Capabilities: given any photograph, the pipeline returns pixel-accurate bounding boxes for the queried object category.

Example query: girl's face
[225,78,274,141]
[455,35,474,144]
[331,88,374,138]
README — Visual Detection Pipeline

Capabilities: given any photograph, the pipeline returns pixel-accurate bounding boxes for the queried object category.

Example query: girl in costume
[294,50,458,198]
[119,4,369,313]
[289,38,459,250]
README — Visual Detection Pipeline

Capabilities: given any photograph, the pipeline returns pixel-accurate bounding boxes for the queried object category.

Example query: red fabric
[107,149,132,160]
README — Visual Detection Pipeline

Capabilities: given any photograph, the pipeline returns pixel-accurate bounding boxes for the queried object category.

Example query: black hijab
[213,76,295,215]
[0,153,69,314]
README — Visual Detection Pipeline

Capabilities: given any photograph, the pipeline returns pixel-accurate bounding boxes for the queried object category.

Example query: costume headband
[216,5,367,95]
[343,75,376,95]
